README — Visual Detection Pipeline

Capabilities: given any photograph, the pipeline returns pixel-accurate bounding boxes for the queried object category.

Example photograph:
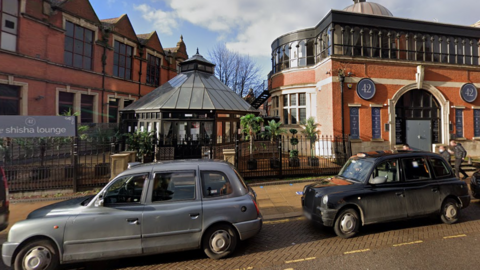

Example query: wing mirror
[369,176,387,185]
[95,192,105,207]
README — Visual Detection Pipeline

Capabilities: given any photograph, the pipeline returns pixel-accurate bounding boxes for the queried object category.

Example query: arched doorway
[395,90,440,151]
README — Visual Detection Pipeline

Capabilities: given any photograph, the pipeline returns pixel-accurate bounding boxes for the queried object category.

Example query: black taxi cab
[302,151,470,238]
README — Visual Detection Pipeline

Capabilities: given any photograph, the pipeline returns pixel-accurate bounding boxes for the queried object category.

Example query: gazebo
[120,50,258,159]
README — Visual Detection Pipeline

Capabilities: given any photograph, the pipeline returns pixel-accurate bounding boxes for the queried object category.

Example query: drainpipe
[339,73,346,158]
[138,45,144,98]
[101,44,107,123]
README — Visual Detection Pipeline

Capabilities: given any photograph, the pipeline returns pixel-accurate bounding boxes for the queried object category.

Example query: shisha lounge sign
[0,116,77,138]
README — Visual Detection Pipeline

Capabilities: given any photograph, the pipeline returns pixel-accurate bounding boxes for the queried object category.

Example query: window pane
[126,69,131,80]
[402,158,431,180]
[2,14,17,34]
[74,54,83,68]
[0,84,20,97]
[283,109,289,124]
[202,171,232,197]
[152,172,196,202]
[0,99,19,115]
[84,29,93,43]
[64,37,73,52]
[2,0,19,16]
[113,66,118,77]
[84,43,92,57]
[299,108,306,122]
[216,122,223,144]
[83,56,91,70]
[64,52,73,66]
[104,174,148,204]
[74,25,84,40]
[371,160,399,182]
[65,21,74,37]
[430,158,451,178]
[299,93,306,106]
[283,95,288,106]
[0,32,16,51]
[74,39,83,54]
[291,109,297,124]
[290,94,297,106]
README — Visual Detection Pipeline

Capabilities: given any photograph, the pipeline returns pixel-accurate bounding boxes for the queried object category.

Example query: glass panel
[216,122,223,144]
[152,172,196,202]
[201,171,232,197]
[2,0,19,16]
[104,174,148,204]
[84,43,92,57]
[299,93,306,106]
[283,94,288,106]
[430,158,451,178]
[371,160,399,182]
[64,51,73,66]
[74,25,84,40]
[0,32,16,51]
[291,109,297,124]
[283,109,289,124]
[225,122,231,143]
[290,94,297,106]
[65,21,74,37]
[83,56,91,70]
[74,54,82,68]
[84,29,93,43]
[64,36,73,51]
[402,158,431,180]
[2,14,17,34]
[74,39,83,54]
[299,108,306,123]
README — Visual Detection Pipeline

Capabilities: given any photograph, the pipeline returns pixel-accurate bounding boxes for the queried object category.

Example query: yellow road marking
[264,217,305,225]
[393,240,423,247]
[284,269,294,270]
[285,257,315,264]
[344,249,370,254]
[444,234,467,239]
[234,267,253,270]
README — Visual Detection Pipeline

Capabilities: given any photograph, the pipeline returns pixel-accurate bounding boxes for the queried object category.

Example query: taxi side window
[372,160,399,182]
[402,157,431,180]
[152,171,196,202]
[429,157,452,178]
[104,173,147,204]
[201,171,232,198]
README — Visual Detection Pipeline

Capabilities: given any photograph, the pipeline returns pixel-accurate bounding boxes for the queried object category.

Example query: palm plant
[126,130,155,163]
[240,114,263,169]
[301,117,321,166]
[263,120,286,168]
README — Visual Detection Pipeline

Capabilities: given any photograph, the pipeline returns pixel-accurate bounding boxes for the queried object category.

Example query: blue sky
[90,0,480,79]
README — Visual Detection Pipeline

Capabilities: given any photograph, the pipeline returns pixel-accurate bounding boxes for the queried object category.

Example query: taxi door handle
[126,218,139,225]
[431,188,439,193]
[190,213,200,219]
[395,192,405,197]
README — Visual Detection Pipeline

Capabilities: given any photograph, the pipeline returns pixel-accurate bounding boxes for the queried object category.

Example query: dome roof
[343,0,393,17]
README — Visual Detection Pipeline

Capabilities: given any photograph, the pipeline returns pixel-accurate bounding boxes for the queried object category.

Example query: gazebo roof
[122,52,257,112]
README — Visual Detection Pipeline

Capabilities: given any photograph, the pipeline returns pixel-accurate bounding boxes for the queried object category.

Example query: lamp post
[338,70,347,160]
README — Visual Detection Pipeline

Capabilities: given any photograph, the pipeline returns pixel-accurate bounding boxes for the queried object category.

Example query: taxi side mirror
[369,176,387,185]
[95,192,105,207]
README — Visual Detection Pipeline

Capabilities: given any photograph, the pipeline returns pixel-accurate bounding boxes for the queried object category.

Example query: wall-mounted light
[34,95,45,101]
[347,84,353,89]
[325,70,331,75]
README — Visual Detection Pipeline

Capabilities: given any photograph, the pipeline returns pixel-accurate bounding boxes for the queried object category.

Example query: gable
[144,32,164,54]
[112,14,139,43]
[59,0,101,24]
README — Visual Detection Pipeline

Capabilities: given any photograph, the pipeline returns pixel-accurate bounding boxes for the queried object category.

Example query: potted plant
[240,114,264,170]
[301,117,321,167]
[126,130,155,163]
[263,120,286,169]
[289,129,300,167]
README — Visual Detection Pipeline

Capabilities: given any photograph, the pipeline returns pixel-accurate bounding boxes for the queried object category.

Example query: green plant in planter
[240,114,263,161]
[289,129,300,167]
[263,120,286,158]
[301,117,321,166]
[126,130,155,163]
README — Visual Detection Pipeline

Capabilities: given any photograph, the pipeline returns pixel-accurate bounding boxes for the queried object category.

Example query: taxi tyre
[440,198,460,224]
[202,224,238,260]
[14,239,59,270]
[334,208,360,239]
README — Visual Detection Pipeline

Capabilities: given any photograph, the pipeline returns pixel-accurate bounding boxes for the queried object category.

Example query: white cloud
[135,0,480,57]
[134,4,179,35]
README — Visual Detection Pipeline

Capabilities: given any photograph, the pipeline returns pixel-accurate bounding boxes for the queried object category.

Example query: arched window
[279,46,284,71]
[283,44,290,69]
[298,40,307,67]
[307,39,315,65]
[290,41,298,67]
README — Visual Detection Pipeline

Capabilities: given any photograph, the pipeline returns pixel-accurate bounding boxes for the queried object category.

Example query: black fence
[0,137,115,192]
[235,135,351,179]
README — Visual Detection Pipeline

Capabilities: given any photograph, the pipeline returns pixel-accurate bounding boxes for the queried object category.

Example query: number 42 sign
[460,83,478,103]
[356,78,376,100]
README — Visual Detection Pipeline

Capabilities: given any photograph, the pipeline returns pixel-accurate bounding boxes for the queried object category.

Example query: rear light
[252,199,260,217]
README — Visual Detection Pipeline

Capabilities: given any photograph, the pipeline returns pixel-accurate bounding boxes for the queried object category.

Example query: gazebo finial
[196,48,199,54]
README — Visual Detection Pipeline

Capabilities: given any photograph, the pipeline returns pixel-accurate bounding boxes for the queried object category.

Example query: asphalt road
[3,201,480,270]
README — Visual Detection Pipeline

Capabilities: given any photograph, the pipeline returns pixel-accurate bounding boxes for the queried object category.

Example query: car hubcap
[210,230,231,253]
[340,213,356,233]
[23,246,51,270]
[445,204,457,220]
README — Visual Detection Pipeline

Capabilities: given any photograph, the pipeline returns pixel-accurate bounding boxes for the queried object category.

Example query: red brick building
[268,0,480,155]
[0,0,187,124]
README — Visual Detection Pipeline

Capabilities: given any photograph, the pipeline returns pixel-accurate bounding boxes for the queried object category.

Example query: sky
[90,0,480,79]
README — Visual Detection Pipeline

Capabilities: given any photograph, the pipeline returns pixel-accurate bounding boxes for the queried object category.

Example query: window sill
[350,139,362,143]
[455,137,467,141]
[371,138,384,142]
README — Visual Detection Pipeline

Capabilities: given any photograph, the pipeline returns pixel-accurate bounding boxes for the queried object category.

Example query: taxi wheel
[14,239,59,270]
[440,198,460,224]
[202,224,238,260]
[334,208,360,239]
